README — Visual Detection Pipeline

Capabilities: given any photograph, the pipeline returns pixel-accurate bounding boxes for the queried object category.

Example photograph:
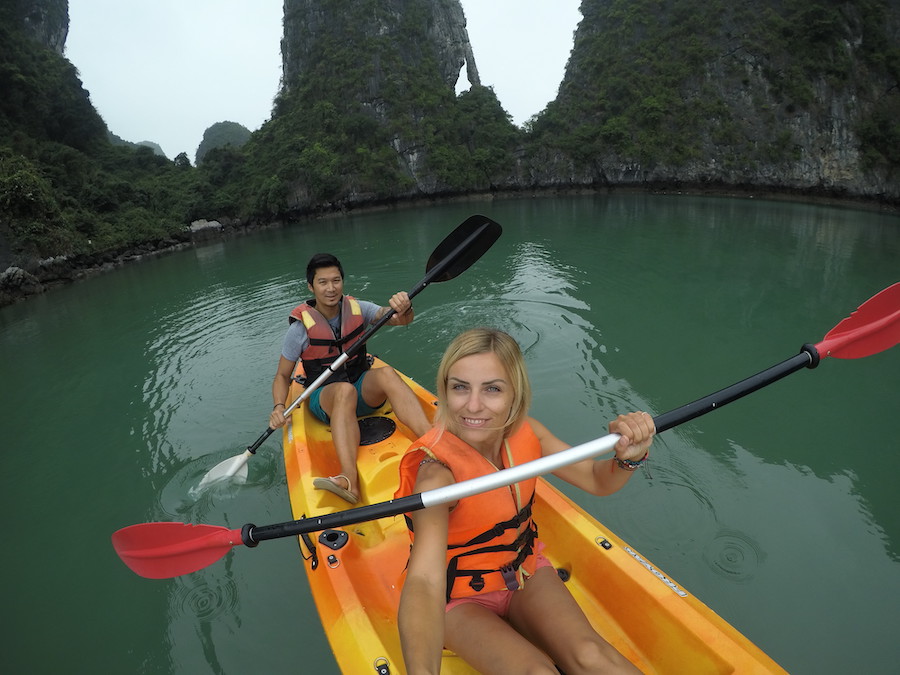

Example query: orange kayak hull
[283,358,785,673]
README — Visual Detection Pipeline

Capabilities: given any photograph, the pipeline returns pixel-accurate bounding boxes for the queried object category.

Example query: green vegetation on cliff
[0,10,201,265]
[195,121,252,165]
[533,0,900,173]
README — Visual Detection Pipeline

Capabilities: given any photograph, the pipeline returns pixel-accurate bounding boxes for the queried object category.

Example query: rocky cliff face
[14,0,67,54]
[543,0,900,200]
[277,0,485,198]
[282,0,479,96]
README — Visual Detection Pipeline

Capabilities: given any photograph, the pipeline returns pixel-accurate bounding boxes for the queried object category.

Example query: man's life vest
[288,295,370,384]
[395,422,543,601]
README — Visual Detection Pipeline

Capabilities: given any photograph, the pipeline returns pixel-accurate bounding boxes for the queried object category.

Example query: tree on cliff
[195,121,252,165]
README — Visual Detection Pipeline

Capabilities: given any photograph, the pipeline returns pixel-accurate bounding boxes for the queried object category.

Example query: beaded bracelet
[273,403,285,410]
[614,452,649,471]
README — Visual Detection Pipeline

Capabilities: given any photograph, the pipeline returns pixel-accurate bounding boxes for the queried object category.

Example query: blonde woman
[396,328,654,674]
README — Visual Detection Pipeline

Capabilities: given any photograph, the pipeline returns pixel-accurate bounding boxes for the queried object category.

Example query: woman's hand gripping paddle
[195,215,503,491]
[115,282,899,578]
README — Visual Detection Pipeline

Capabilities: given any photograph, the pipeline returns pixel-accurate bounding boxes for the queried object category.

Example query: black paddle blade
[425,215,502,282]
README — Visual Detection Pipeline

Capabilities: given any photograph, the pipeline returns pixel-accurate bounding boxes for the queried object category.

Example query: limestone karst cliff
[259,0,512,205]
[282,0,480,96]
[12,0,68,54]
[531,0,900,200]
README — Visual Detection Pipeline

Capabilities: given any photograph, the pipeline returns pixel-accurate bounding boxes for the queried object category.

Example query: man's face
[308,266,344,309]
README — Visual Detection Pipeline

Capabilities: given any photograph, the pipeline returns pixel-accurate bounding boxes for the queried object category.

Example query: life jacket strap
[448,495,534,549]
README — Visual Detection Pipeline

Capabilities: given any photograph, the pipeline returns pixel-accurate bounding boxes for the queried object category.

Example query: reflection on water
[503,240,589,310]
[136,265,297,484]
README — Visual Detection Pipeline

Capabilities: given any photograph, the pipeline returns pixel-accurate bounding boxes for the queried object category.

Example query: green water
[1,194,898,674]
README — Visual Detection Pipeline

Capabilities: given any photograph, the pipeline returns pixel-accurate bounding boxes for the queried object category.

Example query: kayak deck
[282,359,785,673]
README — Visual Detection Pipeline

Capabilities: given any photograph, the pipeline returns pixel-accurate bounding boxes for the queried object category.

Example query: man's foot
[312,474,360,504]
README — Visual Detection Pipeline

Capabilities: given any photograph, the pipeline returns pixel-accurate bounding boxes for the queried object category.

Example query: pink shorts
[444,552,554,619]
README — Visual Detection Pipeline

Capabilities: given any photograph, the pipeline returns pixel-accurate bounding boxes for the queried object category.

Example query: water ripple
[703,529,766,582]
[608,440,767,583]
[155,449,282,521]
[137,276,290,478]
[171,573,240,623]
[610,444,719,557]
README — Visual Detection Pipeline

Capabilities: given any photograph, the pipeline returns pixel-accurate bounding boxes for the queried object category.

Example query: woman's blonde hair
[435,328,531,437]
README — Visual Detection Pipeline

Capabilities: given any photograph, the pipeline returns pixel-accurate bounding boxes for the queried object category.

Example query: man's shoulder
[354,298,381,322]
[286,318,309,337]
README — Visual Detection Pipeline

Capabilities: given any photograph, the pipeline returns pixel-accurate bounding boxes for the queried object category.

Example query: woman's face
[445,352,514,453]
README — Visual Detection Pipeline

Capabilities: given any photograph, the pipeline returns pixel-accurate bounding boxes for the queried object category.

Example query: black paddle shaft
[241,494,426,545]
[652,344,820,433]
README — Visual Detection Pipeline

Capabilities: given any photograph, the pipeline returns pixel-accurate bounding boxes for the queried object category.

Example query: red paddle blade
[815,283,900,359]
[112,522,244,579]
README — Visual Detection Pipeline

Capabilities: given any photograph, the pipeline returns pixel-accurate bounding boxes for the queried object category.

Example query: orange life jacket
[395,422,542,600]
[288,295,369,384]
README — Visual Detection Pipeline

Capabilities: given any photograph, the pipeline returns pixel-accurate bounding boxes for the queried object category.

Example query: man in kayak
[268,253,431,504]
[395,328,653,673]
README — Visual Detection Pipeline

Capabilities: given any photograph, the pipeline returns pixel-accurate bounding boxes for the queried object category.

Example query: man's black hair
[306,253,344,286]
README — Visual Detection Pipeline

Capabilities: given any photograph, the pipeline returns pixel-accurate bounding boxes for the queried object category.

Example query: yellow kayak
[282,357,786,674]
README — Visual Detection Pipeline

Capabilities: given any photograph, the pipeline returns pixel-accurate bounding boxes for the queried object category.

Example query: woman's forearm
[399,577,446,674]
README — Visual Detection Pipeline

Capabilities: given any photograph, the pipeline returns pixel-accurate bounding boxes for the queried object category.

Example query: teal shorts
[307,371,385,423]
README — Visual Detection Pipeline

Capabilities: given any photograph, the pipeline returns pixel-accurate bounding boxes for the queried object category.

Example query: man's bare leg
[319,381,361,500]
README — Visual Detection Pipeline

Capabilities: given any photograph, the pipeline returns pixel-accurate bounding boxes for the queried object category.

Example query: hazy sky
[65,1,582,160]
